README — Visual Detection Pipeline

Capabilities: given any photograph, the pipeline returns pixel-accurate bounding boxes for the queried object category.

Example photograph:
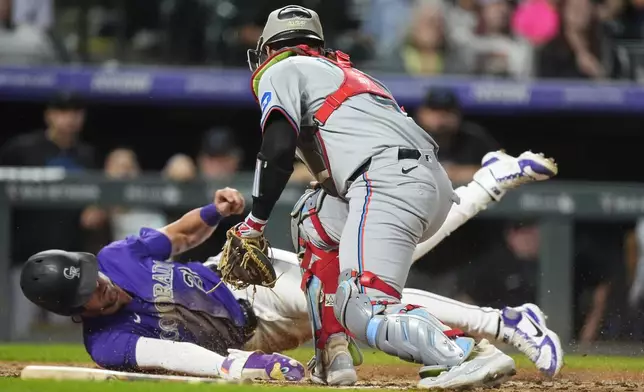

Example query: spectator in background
[445,0,478,51]
[197,127,242,180]
[12,0,53,30]
[104,148,167,240]
[573,225,616,344]
[453,0,534,78]
[167,129,245,263]
[456,221,614,344]
[456,221,539,309]
[629,220,644,309]
[223,0,356,66]
[597,0,624,22]
[626,220,644,340]
[511,0,560,46]
[164,153,197,183]
[375,0,466,75]
[416,87,499,184]
[0,92,105,339]
[362,0,416,60]
[406,87,500,296]
[537,0,609,79]
[0,0,60,65]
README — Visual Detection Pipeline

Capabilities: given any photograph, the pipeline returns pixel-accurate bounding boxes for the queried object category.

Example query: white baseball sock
[401,288,502,339]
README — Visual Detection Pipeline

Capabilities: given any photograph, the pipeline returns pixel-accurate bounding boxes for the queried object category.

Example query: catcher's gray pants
[327,146,455,298]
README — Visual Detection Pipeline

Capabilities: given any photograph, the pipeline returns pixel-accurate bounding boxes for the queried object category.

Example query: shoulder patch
[260,91,272,112]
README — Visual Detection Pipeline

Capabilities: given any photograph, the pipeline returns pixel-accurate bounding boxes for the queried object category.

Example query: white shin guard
[334,273,473,368]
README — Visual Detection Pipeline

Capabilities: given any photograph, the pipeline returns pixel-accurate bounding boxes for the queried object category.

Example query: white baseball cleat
[417,339,516,390]
[308,334,359,386]
[474,150,558,201]
[499,304,564,378]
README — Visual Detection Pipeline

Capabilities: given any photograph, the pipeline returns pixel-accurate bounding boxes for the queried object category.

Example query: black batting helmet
[247,5,325,72]
[20,250,99,316]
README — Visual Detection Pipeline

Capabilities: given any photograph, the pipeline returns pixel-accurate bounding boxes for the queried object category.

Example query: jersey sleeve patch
[260,91,272,113]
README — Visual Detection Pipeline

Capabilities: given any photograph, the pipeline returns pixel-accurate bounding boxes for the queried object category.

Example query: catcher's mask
[247,5,325,72]
[20,250,99,316]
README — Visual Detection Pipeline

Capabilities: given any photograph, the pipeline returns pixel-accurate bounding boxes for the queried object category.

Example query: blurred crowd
[2,0,644,80]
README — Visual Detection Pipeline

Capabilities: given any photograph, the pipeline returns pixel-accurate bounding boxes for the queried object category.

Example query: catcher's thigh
[412,181,493,263]
[296,190,348,249]
[339,149,453,297]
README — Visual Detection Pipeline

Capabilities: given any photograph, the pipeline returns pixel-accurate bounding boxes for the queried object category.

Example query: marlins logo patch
[260,91,272,112]
[63,266,81,280]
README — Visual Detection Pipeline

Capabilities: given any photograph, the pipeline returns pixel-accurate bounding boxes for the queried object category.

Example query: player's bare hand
[215,188,245,217]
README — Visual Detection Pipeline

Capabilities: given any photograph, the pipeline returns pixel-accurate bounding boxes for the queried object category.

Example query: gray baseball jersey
[257,55,439,197]
[258,54,455,299]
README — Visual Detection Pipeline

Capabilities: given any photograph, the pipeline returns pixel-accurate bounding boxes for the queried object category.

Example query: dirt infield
[2,361,643,391]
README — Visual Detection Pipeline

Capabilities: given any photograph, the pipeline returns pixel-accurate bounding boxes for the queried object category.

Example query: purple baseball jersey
[83,228,247,370]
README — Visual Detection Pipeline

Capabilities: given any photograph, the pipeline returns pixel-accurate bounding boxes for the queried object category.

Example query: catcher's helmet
[20,250,99,316]
[247,5,324,71]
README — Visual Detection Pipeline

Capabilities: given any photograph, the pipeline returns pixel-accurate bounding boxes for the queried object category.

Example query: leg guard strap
[301,245,348,349]
[347,270,402,301]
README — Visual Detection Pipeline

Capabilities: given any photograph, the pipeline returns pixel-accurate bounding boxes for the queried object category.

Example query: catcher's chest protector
[307,49,396,126]
[251,45,398,197]
[249,45,395,113]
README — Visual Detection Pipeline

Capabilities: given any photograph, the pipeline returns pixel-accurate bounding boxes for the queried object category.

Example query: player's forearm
[161,207,219,256]
[135,337,223,377]
[580,282,610,343]
[251,117,297,220]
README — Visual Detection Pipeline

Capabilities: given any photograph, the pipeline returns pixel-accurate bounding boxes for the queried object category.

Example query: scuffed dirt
[354,365,644,390]
[3,361,644,391]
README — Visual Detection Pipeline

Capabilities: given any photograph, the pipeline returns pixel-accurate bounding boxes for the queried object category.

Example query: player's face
[45,108,85,137]
[82,273,129,317]
[417,107,460,135]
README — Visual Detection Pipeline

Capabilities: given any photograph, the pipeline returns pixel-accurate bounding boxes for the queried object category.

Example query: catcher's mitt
[217,226,277,290]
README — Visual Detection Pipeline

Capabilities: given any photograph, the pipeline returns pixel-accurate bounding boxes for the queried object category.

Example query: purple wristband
[200,204,222,227]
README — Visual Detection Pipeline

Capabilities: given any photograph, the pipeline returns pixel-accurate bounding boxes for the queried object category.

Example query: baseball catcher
[222,5,563,389]
[286,149,563,387]
[217,149,563,389]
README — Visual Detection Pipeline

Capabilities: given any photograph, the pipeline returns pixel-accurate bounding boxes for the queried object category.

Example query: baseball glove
[217,226,277,290]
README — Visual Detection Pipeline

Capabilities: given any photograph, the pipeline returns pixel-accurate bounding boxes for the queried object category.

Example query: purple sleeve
[85,330,139,370]
[98,228,172,264]
[136,228,173,260]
